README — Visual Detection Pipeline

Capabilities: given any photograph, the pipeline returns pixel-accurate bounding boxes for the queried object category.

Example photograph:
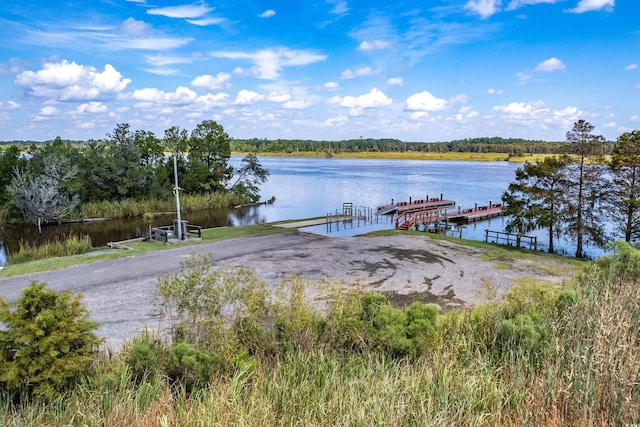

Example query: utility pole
[173,149,182,240]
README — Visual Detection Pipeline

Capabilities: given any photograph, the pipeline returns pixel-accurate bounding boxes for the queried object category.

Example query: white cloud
[119,17,149,36]
[387,77,403,86]
[144,68,179,76]
[487,88,505,94]
[0,101,20,110]
[405,91,449,111]
[631,115,640,122]
[358,40,392,51]
[340,66,380,79]
[507,0,557,10]
[464,0,500,19]
[323,114,348,126]
[211,48,327,79]
[534,57,566,72]
[267,91,291,102]
[131,86,197,105]
[283,100,313,109]
[234,89,264,105]
[39,106,58,116]
[259,9,276,18]
[111,37,192,50]
[15,60,131,101]
[76,102,107,114]
[492,101,582,128]
[327,0,349,16]
[328,88,392,109]
[625,64,638,71]
[191,72,232,90]
[324,81,339,89]
[147,4,213,19]
[187,17,225,26]
[568,0,614,13]
[145,55,194,66]
[603,121,617,128]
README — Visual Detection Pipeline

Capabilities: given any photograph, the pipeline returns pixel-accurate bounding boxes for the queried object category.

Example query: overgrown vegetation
[0,121,269,228]
[2,244,639,425]
[9,234,93,264]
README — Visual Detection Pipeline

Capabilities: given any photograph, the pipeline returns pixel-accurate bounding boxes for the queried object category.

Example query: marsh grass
[4,244,640,426]
[9,234,93,264]
[75,193,246,220]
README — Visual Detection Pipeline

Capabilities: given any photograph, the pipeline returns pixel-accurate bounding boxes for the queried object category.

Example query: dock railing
[485,229,537,251]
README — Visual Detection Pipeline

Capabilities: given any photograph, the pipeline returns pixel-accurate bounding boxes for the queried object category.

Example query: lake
[0,156,605,263]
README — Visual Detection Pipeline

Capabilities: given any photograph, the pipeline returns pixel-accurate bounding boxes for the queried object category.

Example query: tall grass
[2,244,639,425]
[9,234,93,264]
[76,193,247,220]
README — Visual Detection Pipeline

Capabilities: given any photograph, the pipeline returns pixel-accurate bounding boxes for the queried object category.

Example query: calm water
[0,156,606,263]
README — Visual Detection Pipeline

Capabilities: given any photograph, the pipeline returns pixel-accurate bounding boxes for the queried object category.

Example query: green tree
[228,154,270,202]
[502,156,569,253]
[0,282,101,401]
[606,130,640,242]
[564,120,606,258]
[189,120,232,190]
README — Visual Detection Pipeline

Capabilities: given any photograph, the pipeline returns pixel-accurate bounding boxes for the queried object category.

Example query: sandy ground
[0,231,575,348]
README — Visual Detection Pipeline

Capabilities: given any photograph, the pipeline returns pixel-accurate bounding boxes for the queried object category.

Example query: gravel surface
[0,231,573,349]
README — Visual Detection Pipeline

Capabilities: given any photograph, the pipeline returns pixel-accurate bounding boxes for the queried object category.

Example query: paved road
[0,232,326,349]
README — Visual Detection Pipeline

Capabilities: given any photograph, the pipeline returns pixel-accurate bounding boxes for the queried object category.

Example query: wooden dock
[378,195,455,215]
[396,202,503,230]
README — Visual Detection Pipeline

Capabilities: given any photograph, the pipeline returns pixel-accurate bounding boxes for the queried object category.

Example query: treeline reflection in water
[0,156,610,264]
[0,204,267,262]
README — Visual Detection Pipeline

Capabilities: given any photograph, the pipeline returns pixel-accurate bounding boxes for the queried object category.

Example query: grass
[0,222,291,279]
[2,245,639,425]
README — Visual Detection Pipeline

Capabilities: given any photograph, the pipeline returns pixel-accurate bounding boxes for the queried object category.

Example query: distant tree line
[231,136,615,156]
[0,121,268,230]
[503,120,639,258]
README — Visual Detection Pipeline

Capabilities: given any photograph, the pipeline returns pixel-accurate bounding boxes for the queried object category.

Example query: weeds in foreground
[2,243,639,426]
[9,234,93,264]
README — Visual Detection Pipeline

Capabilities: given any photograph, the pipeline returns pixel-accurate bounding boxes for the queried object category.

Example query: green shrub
[126,333,164,383]
[167,342,225,392]
[0,281,101,401]
[495,314,545,361]
[328,291,438,358]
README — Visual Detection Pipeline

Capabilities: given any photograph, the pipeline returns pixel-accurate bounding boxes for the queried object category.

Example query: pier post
[485,229,489,243]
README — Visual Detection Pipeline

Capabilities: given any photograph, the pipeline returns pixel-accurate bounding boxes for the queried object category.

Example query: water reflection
[0,156,608,264]
[0,204,266,262]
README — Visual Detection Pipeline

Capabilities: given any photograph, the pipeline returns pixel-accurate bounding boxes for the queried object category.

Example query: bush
[0,281,101,401]
[328,291,438,358]
[126,333,164,383]
[167,342,225,392]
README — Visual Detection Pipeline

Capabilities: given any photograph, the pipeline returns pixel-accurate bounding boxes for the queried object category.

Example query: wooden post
[485,229,489,243]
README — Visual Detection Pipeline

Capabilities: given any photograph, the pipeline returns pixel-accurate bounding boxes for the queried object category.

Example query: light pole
[173,149,182,240]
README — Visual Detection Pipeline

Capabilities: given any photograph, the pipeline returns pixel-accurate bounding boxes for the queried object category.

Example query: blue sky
[0,0,636,142]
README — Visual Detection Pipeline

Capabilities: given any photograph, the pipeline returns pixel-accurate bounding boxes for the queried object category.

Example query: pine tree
[0,281,101,401]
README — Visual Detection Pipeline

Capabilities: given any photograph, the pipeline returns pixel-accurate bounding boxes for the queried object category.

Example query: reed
[9,234,93,264]
[76,193,248,220]
[2,245,639,426]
